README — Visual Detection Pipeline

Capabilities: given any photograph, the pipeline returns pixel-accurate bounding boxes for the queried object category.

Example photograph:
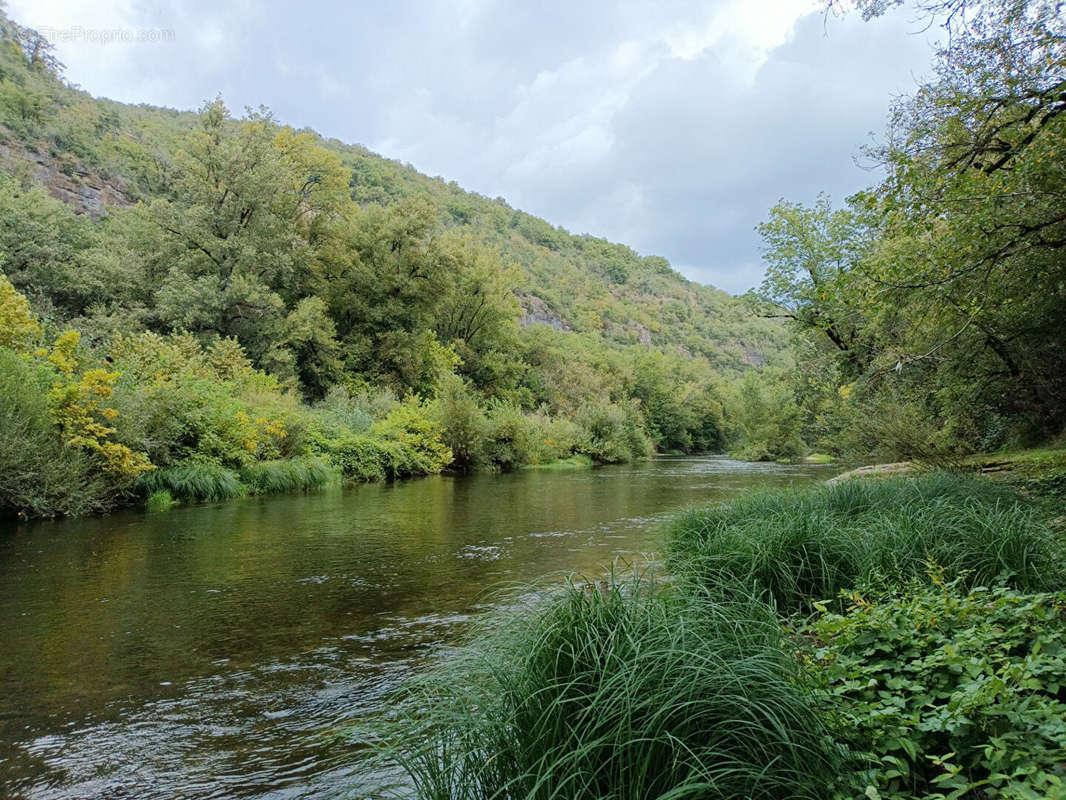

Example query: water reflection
[0,456,837,799]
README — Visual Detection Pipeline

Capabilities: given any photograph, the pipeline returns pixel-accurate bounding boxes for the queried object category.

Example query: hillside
[0,16,782,373]
[0,9,799,518]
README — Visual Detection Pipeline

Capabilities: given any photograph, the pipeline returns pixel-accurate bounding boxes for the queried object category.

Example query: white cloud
[6,0,938,293]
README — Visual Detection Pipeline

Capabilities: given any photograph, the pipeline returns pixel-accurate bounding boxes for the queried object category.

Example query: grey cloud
[17,0,938,293]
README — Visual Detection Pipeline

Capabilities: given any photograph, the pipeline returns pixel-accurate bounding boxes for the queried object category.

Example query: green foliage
[0,269,40,350]
[377,574,840,800]
[0,347,117,518]
[433,375,488,471]
[371,396,453,475]
[574,402,651,464]
[756,1,1066,453]
[136,459,246,503]
[666,474,1063,613]
[725,370,806,462]
[806,578,1066,800]
[145,489,175,512]
[238,457,337,494]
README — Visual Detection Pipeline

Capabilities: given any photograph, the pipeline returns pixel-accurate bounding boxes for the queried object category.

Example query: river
[0,456,837,799]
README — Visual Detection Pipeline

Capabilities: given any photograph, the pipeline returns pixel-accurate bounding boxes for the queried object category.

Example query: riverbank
[0,456,834,798]
[371,469,1066,799]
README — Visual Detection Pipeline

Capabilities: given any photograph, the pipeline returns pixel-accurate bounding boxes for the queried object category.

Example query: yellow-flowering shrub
[0,270,40,352]
[45,330,153,478]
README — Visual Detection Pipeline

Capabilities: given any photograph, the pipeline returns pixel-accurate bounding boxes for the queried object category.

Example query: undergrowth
[665,473,1063,612]
[373,573,841,800]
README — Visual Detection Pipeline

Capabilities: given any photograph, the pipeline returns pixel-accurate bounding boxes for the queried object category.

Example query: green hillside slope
[0,9,788,518]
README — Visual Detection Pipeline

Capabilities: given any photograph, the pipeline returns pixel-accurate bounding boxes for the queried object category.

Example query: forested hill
[0,15,782,375]
[0,8,797,519]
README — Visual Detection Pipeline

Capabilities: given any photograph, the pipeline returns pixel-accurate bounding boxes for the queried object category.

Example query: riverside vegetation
[3,0,1066,797]
[0,6,790,520]
[373,473,1066,800]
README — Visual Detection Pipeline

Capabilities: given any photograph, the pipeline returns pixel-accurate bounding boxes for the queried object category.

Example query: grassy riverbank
[371,471,1066,799]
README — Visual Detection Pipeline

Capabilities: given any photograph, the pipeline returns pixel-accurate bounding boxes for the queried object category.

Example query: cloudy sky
[10,0,939,293]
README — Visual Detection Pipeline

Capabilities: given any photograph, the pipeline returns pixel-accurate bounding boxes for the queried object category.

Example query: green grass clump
[137,460,246,503]
[238,457,338,494]
[377,574,840,800]
[522,454,594,471]
[144,489,175,512]
[666,473,1063,613]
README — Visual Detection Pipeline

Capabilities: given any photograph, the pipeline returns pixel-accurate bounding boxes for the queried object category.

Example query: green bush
[372,396,452,475]
[805,578,1066,799]
[376,574,840,800]
[433,376,487,471]
[483,402,538,470]
[0,348,119,518]
[312,431,389,481]
[313,384,375,432]
[137,459,246,503]
[238,457,337,494]
[725,370,806,462]
[666,474,1063,613]
[574,402,651,464]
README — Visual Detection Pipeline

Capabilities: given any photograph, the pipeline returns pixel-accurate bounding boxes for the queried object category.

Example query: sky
[9,0,940,293]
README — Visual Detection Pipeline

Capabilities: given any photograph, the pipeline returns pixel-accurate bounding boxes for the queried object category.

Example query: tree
[148,100,348,369]
[852,0,1066,437]
[749,195,872,377]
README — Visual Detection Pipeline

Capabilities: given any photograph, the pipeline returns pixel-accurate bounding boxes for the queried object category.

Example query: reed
[238,457,338,495]
[666,473,1063,613]
[137,460,246,503]
[376,572,840,800]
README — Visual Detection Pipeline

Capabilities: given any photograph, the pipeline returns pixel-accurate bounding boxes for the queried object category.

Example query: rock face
[518,294,571,331]
[742,345,766,367]
[0,142,130,217]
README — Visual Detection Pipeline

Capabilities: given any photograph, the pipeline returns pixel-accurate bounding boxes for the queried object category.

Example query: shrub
[238,457,337,494]
[0,271,41,351]
[372,396,452,475]
[574,402,651,464]
[666,473,1063,613]
[804,577,1066,799]
[483,402,538,470]
[0,348,118,518]
[313,384,375,433]
[433,376,487,471]
[137,460,246,503]
[725,370,805,462]
[376,574,840,800]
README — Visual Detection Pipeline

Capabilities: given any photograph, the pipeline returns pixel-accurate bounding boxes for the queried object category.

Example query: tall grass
[137,460,246,503]
[376,573,840,800]
[239,457,338,494]
[666,473,1063,613]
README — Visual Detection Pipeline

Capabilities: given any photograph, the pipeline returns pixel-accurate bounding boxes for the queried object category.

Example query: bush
[372,396,452,475]
[805,577,1066,799]
[725,370,805,462]
[433,377,487,471]
[574,402,651,464]
[483,402,538,470]
[313,384,375,433]
[666,473,1063,613]
[238,457,337,494]
[137,459,246,503]
[0,348,118,518]
[377,574,840,800]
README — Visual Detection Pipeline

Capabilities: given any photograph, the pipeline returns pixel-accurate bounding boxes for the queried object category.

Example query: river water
[0,456,837,799]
